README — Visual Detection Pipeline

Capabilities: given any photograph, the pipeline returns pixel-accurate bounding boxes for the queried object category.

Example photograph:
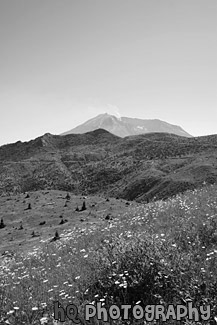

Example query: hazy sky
[0,0,216,146]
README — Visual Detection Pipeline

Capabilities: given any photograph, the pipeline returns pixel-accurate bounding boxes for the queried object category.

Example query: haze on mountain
[61,113,192,138]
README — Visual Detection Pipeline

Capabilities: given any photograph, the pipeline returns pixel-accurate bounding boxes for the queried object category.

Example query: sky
[0,0,216,146]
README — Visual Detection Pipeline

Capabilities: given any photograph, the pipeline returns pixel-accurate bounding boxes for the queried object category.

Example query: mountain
[61,113,192,137]
[1,130,217,202]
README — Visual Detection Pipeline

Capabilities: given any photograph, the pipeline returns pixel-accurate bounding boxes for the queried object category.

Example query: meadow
[0,183,217,325]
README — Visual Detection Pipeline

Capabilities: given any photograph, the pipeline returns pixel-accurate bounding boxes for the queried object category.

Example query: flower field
[0,184,217,324]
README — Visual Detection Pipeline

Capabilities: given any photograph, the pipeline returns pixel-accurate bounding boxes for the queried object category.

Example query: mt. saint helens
[61,113,192,137]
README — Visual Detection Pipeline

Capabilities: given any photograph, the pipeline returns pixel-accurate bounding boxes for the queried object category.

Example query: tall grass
[0,184,217,324]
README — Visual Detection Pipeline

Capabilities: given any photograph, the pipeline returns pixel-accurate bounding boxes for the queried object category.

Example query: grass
[0,183,217,324]
[0,190,134,254]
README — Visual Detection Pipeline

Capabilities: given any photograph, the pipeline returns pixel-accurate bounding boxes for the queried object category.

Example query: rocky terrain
[0,129,217,203]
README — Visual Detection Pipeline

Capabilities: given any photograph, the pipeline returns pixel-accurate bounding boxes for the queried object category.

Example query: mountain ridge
[1,130,217,203]
[61,113,192,138]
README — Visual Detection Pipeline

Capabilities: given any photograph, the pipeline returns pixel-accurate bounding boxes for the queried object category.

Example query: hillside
[0,183,217,324]
[61,113,192,137]
[0,189,136,254]
[0,130,217,202]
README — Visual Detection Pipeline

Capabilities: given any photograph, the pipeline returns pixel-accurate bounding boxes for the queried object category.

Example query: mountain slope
[61,113,192,137]
[1,130,217,202]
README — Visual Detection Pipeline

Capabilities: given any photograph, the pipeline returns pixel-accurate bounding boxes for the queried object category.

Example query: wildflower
[7,310,14,315]
[40,316,49,324]
[3,320,10,325]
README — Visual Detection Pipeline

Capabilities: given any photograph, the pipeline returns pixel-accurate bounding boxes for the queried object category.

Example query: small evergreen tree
[55,230,60,239]
[65,193,70,200]
[50,230,60,242]
[81,201,86,211]
[19,222,23,230]
[26,203,31,210]
[0,218,5,229]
